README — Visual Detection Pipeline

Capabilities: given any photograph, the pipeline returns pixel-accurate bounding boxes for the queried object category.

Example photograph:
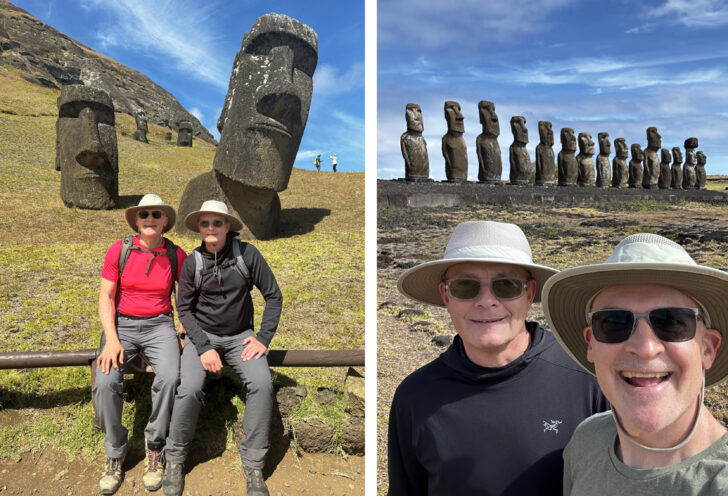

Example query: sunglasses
[199,219,225,228]
[137,210,163,219]
[588,307,701,343]
[443,277,529,301]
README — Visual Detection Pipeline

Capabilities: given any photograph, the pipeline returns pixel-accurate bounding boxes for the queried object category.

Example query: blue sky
[378,0,728,180]
[13,0,364,173]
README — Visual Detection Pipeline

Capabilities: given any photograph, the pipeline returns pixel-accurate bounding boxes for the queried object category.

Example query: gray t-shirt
[564,411,728,495]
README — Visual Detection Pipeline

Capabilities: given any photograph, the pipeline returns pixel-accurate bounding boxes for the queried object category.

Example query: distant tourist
[330,153,338,172]
[315,154,321,172]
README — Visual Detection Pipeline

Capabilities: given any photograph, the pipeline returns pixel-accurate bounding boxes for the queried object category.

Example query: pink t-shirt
[101,236,187,317]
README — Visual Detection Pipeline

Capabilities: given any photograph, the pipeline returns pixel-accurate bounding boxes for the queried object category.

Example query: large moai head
[697,151,706,166]
[538,121,553,146]
[478,100,500,136]
[177,120,193,147]
[578,132,594,155]
[214,13,318,192]
[661,148,671,163]
[56,84,118,209]
[444,101,465,134]
[672,146,683,163]
[560,127,576,152]
[614,138,628,159]
[646,126,661,150]
[510,116,528,144]
[630,143,644,161]
[405,103,424,133]
[598,132,610,155]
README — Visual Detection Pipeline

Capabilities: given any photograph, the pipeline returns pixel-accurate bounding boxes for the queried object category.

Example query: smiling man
[388,221,608,495]
[542,233,728,495]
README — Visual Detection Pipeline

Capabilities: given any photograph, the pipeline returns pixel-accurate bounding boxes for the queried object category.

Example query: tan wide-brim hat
[125,194,176,233]
[397,221,559,306]
[184,200,243,233]
[542,232,728,387]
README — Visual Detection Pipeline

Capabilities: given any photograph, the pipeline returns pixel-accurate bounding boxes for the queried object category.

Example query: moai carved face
[510,116,528,144]
[405,103,424,133]
[598,132,610,155]
[56,85,118,183]
[479,100,500,136]
[135,109,148,132]
[538,121,554,146]
[178,120,193,144]
[697,151,706,166]
[661,148,671,163]
[214,13,319,192]
[444,101,465,134]
[631,143,644,161]
[672,147,683,164]
[578,132,594,155]
[561,128,576,152]
[614,138,628,159]
[647,127,661,150]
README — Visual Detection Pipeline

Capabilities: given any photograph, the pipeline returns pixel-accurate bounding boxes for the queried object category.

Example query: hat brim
[184,209,243,233]
[397,258,559,306]
[542,263,728,387]
[125,205,176,233]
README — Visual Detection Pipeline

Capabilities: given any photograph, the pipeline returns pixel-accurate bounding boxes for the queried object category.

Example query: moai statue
[642,127,661,189]
[683,137,698,189]
[671,147,683,189]
[658,148,671,189]
[595,132,611,188]
[509,116,531,185]
[400,103,430,181]
[558,127,578,186]
[611,138,629,188]
[442,101,468,182]
[132,109,149,143]
[178,13,318,239]
[164,131,172,141]
[696,151,707,190]
[56,85,118,209]
[177,120,193,147]
[576,132,595,186]
[476,100,502,184]
[535,121,555,185]
[628,144,644,188]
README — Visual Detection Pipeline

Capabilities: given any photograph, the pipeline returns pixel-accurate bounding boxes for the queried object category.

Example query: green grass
[0,71,363,458]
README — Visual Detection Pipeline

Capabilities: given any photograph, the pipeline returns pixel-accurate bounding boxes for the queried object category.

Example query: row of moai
[401,101,708,190]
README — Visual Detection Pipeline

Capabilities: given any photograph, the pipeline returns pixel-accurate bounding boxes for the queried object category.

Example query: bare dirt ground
[376,198,728,495]
[0,449,363,495]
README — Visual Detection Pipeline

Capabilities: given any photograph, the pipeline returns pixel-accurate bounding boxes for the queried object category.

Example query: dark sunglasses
[443,277,529,301]
[199,219,225,228]
[137,210,163,219]
[588,307,701,343]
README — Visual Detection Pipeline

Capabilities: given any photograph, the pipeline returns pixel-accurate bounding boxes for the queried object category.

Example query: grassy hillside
[0,64,364,458]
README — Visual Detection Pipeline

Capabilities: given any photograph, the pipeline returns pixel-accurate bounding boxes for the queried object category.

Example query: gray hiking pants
[92,314,180,458]
[165,329,273,469]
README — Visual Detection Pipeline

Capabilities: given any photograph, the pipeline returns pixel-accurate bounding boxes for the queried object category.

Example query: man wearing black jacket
[389,220,608,495]
[163,200,282,496]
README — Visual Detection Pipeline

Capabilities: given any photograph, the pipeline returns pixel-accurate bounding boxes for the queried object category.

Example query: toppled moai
[401,103,430,181]
[558,127,578,186]
[642,127,661,189]
[683,137,698,189]
[133,109,149,143]
[576,132,595,186]
[476,100,502,184]
[595,132,611,188]
[56,85,119,209]
[628,144,644,188]
[612,138,628,188]
[177,119,193,147]
[671,147,683,189]
[658,148,671,189]
[535,121,555,185]
[696,151,707,190]
[442,101,468,182]
[509,116,531,185]
[178,13,318,239]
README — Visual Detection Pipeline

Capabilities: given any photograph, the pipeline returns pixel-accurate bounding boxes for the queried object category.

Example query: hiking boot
[142,447,165,491]
[99,453,125,495]
[162,461,185,496]
[243,466,269,496]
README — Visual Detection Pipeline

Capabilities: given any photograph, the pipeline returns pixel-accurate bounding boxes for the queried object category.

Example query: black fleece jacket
[176,232,282,355]
[387,323,609,496]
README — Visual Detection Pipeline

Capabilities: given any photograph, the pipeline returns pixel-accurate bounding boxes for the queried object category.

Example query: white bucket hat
[125,194,176,233]
[397,221,559,306]
[184,200,244,233]
[542,232,728,387]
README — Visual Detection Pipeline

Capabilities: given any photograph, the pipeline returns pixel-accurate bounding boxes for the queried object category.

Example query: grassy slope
[0,65,364,458]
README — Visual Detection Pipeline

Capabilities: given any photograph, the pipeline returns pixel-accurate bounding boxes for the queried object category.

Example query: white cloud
[314,62,364,96]
[627,0,728,33]
[188,107,204,122]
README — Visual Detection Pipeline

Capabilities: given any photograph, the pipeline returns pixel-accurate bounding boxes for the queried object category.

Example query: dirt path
[0,449,363,495]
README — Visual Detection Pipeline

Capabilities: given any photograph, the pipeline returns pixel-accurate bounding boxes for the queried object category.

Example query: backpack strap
[163,237,178,297]
[193,249,204,293]
[232,240,252,291]
[115,235,134,310]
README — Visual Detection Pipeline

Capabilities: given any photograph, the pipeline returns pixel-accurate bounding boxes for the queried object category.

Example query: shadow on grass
[278,208,330,238]
[0,384,91,409]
